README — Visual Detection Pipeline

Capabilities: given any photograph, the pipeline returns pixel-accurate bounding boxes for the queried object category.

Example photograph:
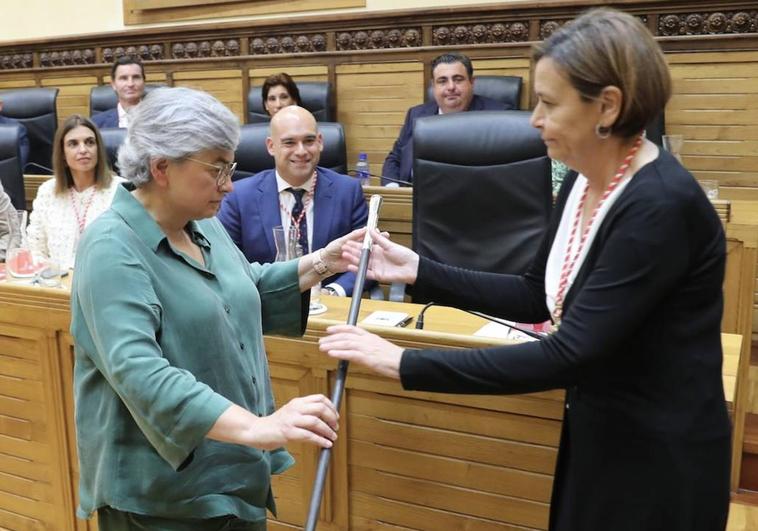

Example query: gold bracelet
[312,248,332,277]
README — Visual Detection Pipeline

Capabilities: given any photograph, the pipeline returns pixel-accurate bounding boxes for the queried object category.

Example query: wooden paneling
[250,65,328,88]
[668,51,758,193]
[173,69,244,122]
[124,0,364,25]
[40,75,99,123]
[336,62,424,175]
[0,321,73,531]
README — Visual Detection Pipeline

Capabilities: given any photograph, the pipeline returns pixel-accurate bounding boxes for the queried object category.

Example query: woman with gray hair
[71,87,347,530]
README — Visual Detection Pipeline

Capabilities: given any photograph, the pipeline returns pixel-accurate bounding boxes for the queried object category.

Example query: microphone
[347,169,412,187]
[415,301,545,340]
[24,161,53,174]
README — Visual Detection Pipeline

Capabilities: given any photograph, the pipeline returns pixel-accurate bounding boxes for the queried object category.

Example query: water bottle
[355,152,370,187]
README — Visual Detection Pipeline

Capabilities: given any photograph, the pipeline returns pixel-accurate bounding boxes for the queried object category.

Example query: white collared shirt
[117,103,131,128]
[275,171,315,250]
[274,171,345,296]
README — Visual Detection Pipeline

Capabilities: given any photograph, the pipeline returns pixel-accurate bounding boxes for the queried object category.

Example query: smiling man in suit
[382,52,505,185]
[217,106,368,296]
[92,57,145,129]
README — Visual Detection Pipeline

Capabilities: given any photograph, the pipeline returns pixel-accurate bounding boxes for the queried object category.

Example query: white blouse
[545,172,635,319]
[27,177,122,269]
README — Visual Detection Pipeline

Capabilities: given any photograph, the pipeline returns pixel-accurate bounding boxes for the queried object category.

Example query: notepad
[361,311,411,327]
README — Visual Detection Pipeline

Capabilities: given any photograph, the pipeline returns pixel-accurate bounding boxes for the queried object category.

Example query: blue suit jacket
[92,108,119,129]
[0,115,30,170]
[217,167,369,296]
[381,94,506,185]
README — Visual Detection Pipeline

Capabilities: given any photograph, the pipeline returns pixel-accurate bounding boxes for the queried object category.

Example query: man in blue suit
[382,52,506,185]
[0,96,30,170]
[92,57,145,129]
[218,106,368,297]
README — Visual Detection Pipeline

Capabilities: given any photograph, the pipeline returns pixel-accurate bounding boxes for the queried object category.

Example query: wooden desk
[0,281,742,530]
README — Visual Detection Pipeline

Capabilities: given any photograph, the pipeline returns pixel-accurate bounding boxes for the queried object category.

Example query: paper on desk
[474,322,539,342]
[361,311,410,327]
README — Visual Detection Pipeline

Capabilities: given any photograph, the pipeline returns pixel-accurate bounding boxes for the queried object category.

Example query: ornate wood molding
[0,1,757,70]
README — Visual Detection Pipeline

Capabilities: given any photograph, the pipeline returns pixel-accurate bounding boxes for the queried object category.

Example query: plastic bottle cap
[358,152,368,160]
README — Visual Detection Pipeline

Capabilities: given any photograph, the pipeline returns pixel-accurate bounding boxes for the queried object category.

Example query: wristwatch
[321,286,338,296]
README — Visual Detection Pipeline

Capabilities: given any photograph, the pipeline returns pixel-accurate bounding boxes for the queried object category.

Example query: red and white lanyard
[552,134,643,329]
[278,171,318,241]
[69,186,96,235]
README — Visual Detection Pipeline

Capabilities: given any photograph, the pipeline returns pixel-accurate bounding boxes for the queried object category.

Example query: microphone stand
[304,194,383,531]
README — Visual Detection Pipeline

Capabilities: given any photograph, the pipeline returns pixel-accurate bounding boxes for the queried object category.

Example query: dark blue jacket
[92,108,119,129]
[217,167,368,295]
[381,94,505,185]
[0,115,30,170]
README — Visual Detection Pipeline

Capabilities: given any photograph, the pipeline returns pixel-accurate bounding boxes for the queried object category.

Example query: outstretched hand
[319,324,404,380]
[337,229,420,285]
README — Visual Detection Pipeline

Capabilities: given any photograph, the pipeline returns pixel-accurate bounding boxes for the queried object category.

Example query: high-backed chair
[89,84,164,117]
[0,123,26,209]
[0,87,58,174]
[247,81,333,124]
[233,122,347,181]
[410,110,552,303]
[98,127,127,174]
[426,75,523,110]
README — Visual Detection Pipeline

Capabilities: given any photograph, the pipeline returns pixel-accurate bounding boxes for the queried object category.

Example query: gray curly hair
[117,87,240,186]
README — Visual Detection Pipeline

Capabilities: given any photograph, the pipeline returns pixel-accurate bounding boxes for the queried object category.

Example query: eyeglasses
[184,157,237,187]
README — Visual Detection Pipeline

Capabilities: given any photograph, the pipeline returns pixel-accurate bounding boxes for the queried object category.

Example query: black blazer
[400,150,731,531]
[381,94,504,185]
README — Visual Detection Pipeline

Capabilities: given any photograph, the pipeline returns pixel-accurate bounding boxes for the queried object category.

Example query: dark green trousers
[96,507,267,531]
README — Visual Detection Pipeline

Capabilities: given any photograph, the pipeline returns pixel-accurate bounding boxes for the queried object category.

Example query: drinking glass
[662,134,684,163]
[5,209,35,278]
[699,179,719,200]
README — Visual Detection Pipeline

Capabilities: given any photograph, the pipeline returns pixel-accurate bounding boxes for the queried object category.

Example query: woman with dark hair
[323,8,730,530]
[27,114,120,269]
[261,73,301,117]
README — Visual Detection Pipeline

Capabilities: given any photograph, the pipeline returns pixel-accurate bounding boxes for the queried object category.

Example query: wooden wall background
[0,1,757,195]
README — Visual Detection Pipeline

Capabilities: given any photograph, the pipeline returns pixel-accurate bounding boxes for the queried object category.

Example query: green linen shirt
[71,185,305,522]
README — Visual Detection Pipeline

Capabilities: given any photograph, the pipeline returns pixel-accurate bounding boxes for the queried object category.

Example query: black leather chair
[426,75,523,110]
[0,87,58,174]
[247,81,333,124]
[98,127,127,173]
[89,84,164,117]
[233,122,347,181]
[410,110,553,303]
[0,123,26,209]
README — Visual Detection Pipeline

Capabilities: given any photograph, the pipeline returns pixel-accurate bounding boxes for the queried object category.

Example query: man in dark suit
[217,106,369,296]
[0,96,30,170]
[92,57,145,129]
[382,52,506,185]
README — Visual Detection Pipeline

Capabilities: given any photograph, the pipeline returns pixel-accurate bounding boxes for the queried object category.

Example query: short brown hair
[533,8,671,139]
[261,73,301,115]
[52,115,112,195]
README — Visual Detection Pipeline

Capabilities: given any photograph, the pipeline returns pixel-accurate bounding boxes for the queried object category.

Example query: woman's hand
[251,394,339,450]
[339,229,420,285]
[321,228,365,274]
[319,324,403,380]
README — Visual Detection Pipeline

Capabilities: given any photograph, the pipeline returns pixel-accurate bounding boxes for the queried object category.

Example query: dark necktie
[288,188,309,254]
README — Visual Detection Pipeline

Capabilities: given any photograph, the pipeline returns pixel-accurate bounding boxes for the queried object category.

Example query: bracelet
[312,248,332,277]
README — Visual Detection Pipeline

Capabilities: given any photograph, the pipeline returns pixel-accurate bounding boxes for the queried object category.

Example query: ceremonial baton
[304,194,383,531]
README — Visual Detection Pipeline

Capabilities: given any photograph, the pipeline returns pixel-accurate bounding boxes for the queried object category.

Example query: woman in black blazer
[322,8,730,531]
